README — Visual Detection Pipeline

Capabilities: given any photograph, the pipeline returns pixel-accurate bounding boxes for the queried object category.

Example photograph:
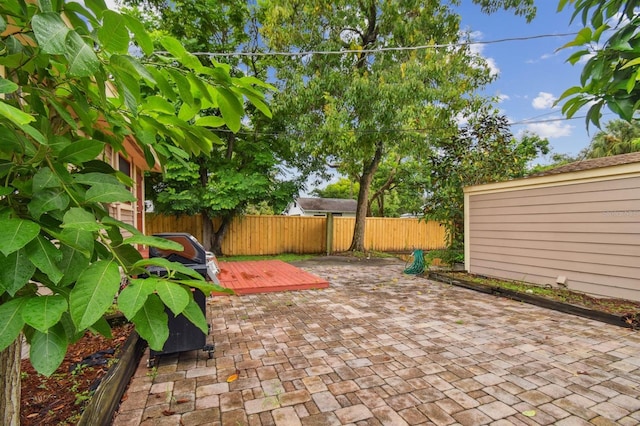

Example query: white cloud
[524,119,573,138]
[468,31,500,76]
[532,92,556,110]
[483,57,500,76]
[497,94,510,103]
[526,51,557,64]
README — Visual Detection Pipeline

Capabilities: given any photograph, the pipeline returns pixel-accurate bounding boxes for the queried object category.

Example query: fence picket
[145,214,446,255]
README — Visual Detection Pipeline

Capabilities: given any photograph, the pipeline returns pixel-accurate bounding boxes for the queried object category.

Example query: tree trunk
[369,166,396,217]
[211,216,232,257]
[1,337,22,426]
[349,143,383,252]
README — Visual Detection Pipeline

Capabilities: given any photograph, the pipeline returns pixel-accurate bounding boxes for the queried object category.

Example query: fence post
[325,213,334,255]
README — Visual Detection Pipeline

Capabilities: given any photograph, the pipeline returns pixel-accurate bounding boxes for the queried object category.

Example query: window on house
[118,155,131,178]
[118,155,133,190]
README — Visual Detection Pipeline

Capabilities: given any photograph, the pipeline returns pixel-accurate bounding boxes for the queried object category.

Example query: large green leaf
[28,189,70,220]
[114,68,141,114]
[89,316,112,339]
[57,243,91,287]
[101,216,142,236]
[61,208,103,232]
[131,294,169,351]
[123,14,153,56]
[0,218,40,256]
[122,235,183,251]
[159,36,201,70]
[97,10,129,53]
[216,87,243,133]
[64,31,100,77]
[58,139,104,164]
[167,69,194,106]
[237,87,272,119]
[85,183,136,203]
[0,101,36,126]
[31,12,70,55]
[32,167,60,192]
[46,96,78,131]
[29,324,67,376]
[0,77,18,94]
[147,68,176,101]
[118,278,157,319]
[134,257,205,280]
[22,295,67,333]
[155,281,189,316]
[141,96,175,115]
[69,260,121,330]
[25,236,63,284]
[180,296,208,334]
[112,243,143,270]
[72,172,121,187]
[0,297,27,352]
[111,55,156,85]
[56,228,94,256]
[195,116,226,128]
[177,279,234,296]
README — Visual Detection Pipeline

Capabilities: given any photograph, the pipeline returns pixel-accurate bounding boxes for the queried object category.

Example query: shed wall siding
[468,175,640,301]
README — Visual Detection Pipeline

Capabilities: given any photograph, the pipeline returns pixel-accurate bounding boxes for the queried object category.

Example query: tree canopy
[558,0,640,127]
[424,112,549,255]
[586,119,640,157]
[120,0,302,254]
[259,0,536,251]
[0,0,269,387]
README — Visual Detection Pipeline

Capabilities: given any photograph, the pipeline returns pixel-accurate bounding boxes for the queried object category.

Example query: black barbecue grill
[144,233,219,366]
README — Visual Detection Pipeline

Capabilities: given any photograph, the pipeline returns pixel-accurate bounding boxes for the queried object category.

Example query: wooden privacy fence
[146,214,447,256]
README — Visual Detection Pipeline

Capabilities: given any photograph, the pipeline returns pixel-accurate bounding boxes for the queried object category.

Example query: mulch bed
[429,271,640,329]
[20,323,134,426]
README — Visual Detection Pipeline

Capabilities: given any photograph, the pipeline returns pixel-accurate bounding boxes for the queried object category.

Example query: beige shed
[463,152,640,301]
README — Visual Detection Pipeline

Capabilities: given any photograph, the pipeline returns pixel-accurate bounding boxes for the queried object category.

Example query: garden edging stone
[428,271,636,329]
[77,330,146,426]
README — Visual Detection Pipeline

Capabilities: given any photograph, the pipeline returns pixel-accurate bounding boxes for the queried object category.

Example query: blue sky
[457,2,608,161]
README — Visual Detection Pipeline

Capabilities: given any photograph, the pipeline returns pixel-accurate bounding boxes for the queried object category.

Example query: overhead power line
[213,114,609,138]
[179,32,579,58]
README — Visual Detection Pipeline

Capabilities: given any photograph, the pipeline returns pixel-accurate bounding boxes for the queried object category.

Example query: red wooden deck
[216,260,330,295]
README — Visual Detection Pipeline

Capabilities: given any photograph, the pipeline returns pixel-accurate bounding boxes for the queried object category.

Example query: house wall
[102,141,152,235]
[464,166,640,301]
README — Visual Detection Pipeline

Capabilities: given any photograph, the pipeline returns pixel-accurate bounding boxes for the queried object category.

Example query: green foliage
[424,111,550,254]
[260,0,536,250]
[425,248,464,267]
[527,152,578,175]
[312,178,359,200]
[528,118,640,175]
[585,119,640,157]
[0,0,260,376]
[124,0,297,251]
[558,0,640,128]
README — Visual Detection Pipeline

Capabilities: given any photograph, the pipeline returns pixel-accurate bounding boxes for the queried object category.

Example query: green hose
[403,249,425,274]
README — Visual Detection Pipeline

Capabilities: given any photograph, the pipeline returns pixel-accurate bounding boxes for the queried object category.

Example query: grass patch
[218,253,317,262]
[336,250,396,259]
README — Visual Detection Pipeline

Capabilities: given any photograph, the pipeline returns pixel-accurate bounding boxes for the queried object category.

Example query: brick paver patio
[113,257,640,425]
